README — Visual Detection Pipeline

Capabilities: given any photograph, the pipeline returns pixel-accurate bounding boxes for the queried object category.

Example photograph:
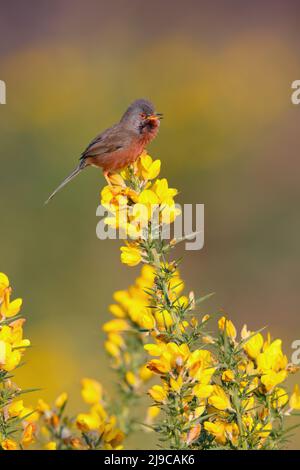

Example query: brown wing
[81,124,133,160]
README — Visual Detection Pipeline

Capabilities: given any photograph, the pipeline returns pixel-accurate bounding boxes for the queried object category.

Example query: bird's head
[121,99,163,135]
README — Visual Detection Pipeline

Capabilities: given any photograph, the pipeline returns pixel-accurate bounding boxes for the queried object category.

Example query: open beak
[148,112,163,121]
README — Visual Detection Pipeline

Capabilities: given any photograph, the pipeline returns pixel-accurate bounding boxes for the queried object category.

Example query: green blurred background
[1,0,300,448]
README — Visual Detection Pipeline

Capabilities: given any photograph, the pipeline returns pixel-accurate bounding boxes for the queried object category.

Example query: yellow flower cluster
[102,265,156,408]
[0,273,28,373]
[241,324,288,392]
[76,378,124,449]
[103,264,189,386]
[0,272,35,451]
[104,265,187,337]
[144,313,300,449]
[37,379,124,450]
[102,262,191,434]
[100,153,180,267]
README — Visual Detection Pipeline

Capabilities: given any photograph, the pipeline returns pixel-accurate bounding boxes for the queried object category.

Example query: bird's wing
[81,125,134,160]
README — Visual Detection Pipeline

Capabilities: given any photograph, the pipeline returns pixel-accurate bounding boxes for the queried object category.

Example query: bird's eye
[140,112,147,119]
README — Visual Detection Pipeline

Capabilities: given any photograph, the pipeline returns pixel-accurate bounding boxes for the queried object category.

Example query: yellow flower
[108,304,126,318]
[242,326,264,359]
[137,153,161,180]
[102,319,129,333]
[154,310,173,330]
[138,189,159,206]
[135,190,159,222]
[105,333,123,357]
[108,173,126,187]
[8,399,24,418]
[0,320,30,372]
[103,420,125,449]
[139,312,155,330]
[225,422,239,446]
[173,295,189,309]
[21,423,36,447]
[167,342,190,367]
[0,291,22,319]
[148,385,168,403]
[257,422,272,439]
[193,384,214,399]
[81,378,102,405]
[145,406,160,426]
[204,420,226,445]
[147,358,171,374]
[218,316,237,340]
[126,371,137,388]
[120,245,142,267]
[100,185,119,204]
[242,396,255,412]
[261,370,287,392]
[168,271,184,295]
[113,289,131,308]
[105,340,120,357]
[0,340,5,365]
[186,349,214,382]
[242,414,254,431]
[45,441,57,450]
[144,343,166,356]
[76,411,101,431]
[136,264,155,285]
[152,178,178,204]
[0,341,22,371]
[170,375,183,393]
[256,339,287,373]
[222,370,235,382]
[37,399,50,413]
[289,384,300,410]
[273,387,289,409]
[1,438,18,450]
[0,272,10,298]
[160,204,181,225]
[108,332,124,348]
[139,364,153,382]
[147,342,190,375]
[194,403,206,417]
[55,392,68,409]
[208,385,231,411]
[20,405,38,423]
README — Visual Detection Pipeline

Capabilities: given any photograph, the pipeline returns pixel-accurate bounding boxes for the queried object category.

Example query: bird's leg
[103,171,112,186]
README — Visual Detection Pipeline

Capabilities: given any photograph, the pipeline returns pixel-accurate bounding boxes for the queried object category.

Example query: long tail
[45,161,86,204]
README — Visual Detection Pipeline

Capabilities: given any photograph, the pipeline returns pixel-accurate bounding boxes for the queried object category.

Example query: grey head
[120,98,162,131]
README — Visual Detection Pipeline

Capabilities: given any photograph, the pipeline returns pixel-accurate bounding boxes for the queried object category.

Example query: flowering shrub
[0,272,37,450]
[101,154,300,450]
[36,380,124,450]
[1,152,300,450]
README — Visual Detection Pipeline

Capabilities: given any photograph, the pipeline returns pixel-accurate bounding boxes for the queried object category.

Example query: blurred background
[1,0,300,448]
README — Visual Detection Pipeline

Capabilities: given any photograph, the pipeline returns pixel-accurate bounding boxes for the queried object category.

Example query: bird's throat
[139,120,159,145]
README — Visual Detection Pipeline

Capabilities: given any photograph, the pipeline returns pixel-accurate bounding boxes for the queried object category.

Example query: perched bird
[45,99,162,204]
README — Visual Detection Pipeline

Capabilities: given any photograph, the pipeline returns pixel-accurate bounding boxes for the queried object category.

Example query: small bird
[45,98,162,204]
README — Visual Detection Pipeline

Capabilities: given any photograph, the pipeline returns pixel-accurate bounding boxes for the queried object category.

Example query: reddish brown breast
[89,140,144,172]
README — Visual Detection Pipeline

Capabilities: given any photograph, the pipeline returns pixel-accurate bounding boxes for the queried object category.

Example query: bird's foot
[103,172,112,186]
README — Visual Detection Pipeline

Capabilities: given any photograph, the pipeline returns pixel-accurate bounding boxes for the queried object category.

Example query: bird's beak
[148,113,163,121]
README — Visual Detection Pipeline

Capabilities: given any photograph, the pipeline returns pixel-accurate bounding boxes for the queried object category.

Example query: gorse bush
[1,153,300,450]
[0,273,36,449]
